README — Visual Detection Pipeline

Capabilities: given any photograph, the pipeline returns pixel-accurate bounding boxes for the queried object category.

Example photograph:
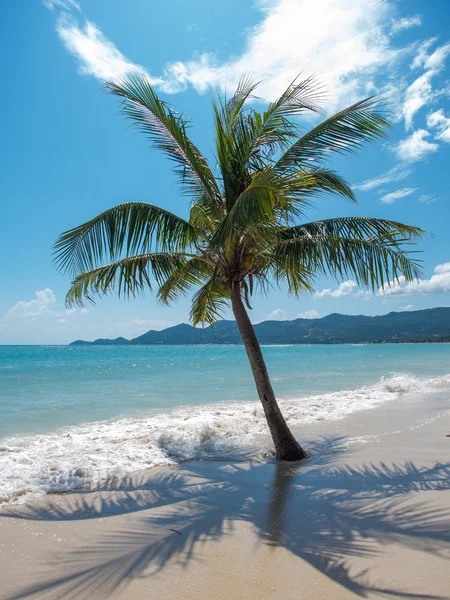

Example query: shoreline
[2,341,450,346]
[68,341,450,345]
[1,391,449,599]
[2,370,449,508]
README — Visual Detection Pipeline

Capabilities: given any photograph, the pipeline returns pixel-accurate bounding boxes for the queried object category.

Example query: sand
[0,390,449,600]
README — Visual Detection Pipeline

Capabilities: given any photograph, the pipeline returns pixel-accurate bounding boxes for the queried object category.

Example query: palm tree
[54,74,424,461]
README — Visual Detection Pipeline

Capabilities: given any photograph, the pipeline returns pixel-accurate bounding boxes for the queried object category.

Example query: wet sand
[0,391,449,600]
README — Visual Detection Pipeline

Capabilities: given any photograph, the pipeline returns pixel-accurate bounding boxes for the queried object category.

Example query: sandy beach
[3,0,450,598]
[1,389,449,600]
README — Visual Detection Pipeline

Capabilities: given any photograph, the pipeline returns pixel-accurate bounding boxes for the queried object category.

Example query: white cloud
[126,318,158,327]
[379,187,417,204]
[356,290,372,300]
[46,1,450,172]
[417,194,437,204]
[298,309,319,319]
[55,15,163,86]
[427,108,450,143]
[403,40,450,128]
[171,0,399,108]
[4,289,57,320]
[411,38,435,69]
[423,42,450,71]
[3,289,89,323]
[126,318,170,329]
[266,309,287,321]
[355,165,413,191]
[1,290,166,344]
[403,72,435,129]
[391,16,421,34]
[435,262,450,274]
[44,0,80,10]
[315,280,358,298]
[314,282,373,300]
[46,0,429,114]
[379,262,450,296]
[402,304,414,311]
[392,129,438,162]
[111,318,173,336]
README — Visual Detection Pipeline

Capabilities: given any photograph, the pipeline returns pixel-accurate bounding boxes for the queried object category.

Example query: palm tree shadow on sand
[2,436,450,600]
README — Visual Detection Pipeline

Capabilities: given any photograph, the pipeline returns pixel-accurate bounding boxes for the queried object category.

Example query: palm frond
[222,75,261,125]
[157,257,215,305]
[190,277,229,326]
[267,219,425,293]
[245,75,324,167]
[66,252,191,307]
[54,202,200,275]
[278,168,356,203]
[274,97,389,172]
[190,192,225,231]
[277,217,425,243]
[265,255,315,296]
[107,74,222,206]
[189,202,217,233]
[210,171,280,250]
[56,75,423,331]
[211,168,357,250]
[212,99,251,207]
[262,75,324,120]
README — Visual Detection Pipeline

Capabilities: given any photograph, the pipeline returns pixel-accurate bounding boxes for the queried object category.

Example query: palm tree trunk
[230,285,307,461]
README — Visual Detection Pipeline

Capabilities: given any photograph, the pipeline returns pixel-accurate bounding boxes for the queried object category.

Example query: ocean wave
[0,372,446,507]
[261,344,294,348]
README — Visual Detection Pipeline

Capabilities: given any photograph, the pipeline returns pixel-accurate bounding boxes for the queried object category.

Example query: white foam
[0,372,447,507]
[428,374,450,386]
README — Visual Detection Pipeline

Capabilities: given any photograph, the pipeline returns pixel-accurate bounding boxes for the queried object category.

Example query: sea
[1,343,449,506]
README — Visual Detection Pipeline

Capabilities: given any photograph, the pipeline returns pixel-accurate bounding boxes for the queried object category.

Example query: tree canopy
[54,74,425,324]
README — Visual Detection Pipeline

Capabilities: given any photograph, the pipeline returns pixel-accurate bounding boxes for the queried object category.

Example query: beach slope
[1,398,449,600]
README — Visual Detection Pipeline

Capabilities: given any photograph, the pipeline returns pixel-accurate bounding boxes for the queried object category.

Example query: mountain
[70,336,129,346]
[70,307,450,345]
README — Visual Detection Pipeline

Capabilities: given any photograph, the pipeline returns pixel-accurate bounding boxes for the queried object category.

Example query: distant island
[70,307,450,345]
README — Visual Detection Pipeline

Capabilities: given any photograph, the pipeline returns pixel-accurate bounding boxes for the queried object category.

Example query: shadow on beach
[1,436,450,600]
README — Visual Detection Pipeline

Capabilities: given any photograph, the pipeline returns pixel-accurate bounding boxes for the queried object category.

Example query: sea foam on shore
[1,372,448,507]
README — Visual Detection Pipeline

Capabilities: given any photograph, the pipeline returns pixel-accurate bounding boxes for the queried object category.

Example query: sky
[1,0,450,344]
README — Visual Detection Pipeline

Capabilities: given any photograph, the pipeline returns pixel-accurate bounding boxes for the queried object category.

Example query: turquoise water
[1,343,449,506]
[1,344,450,436]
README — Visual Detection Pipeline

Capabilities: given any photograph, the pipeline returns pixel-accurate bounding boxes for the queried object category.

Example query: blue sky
[1,0,450,344]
